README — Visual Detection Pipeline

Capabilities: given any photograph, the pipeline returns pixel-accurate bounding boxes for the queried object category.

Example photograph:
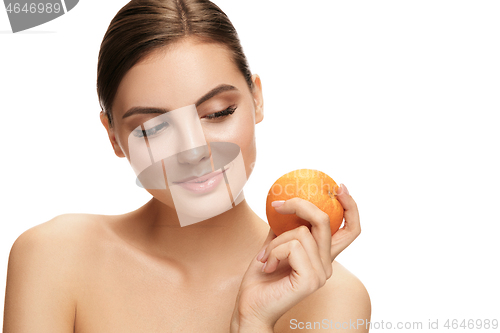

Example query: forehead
[113,39,243,116]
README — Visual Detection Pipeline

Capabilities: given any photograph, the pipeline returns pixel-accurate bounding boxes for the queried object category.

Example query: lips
[173,167,227,184]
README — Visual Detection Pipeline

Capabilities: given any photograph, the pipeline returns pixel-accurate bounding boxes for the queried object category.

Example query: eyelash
[133,123,167,138]
[203,105,237,120]
[133,105,237,138]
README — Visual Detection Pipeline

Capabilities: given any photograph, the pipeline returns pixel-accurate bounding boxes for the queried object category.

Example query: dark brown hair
[97,0,253,127]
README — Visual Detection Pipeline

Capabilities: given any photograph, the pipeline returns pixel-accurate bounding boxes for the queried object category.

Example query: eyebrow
[121,84,238,119]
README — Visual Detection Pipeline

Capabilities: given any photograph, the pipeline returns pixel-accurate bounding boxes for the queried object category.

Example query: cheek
[230,110,257,178]
[112,125,132,158]
[236,119,255,152]
[206,104,255,146]
[202,109,256,179]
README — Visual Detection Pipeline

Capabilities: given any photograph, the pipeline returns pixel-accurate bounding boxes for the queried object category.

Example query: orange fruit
[266,169,344,236]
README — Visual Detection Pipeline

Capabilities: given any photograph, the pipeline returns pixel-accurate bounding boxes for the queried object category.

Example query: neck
[125,193,269,278]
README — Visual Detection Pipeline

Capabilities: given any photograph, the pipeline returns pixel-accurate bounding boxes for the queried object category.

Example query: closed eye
[133,122,169,138]
[204,105,237,120]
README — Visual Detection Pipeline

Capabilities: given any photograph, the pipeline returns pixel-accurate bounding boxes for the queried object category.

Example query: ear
[251,74,264,124]
[100,111,126,158]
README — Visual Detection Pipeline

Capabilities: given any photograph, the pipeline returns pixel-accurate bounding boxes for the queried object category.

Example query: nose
[172,106,210,165]
[176,144,210,165]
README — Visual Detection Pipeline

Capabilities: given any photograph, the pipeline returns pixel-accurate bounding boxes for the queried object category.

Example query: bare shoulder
[274,261,371,333]
[3,213,108,332]
[9,213,107,264]
[14,213,103,242]
[7,213,110,288]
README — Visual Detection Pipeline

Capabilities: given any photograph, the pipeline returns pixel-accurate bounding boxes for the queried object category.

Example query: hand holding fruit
[230,169,361,332]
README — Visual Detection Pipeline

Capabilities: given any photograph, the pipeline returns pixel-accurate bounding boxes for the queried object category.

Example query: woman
[3,0,370,332]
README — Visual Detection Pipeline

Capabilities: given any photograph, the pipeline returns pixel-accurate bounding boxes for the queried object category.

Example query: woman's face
[101,38,263,226]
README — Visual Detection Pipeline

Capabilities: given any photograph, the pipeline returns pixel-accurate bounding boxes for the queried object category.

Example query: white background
[1,1,499,331]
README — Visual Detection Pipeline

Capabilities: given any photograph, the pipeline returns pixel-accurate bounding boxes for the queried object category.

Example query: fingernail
[340,183,349,196]
[261,261,267,272]
[336,184,343,196]
[257,249,265,261]
[271,200,285,208]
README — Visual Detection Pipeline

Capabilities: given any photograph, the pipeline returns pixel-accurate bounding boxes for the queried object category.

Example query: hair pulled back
[97,0,253,127]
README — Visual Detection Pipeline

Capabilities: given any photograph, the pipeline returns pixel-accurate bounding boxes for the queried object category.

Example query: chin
[148,183,245,227]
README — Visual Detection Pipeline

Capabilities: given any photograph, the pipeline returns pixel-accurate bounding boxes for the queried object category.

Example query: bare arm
[3,217,77,332]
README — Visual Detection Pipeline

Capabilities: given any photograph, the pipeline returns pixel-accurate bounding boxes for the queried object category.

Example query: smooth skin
[3,38,370,332]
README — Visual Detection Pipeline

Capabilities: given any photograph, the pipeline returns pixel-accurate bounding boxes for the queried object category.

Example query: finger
[336,184,360,234]
[272,197,332,272]
[263,239,325,294]
[260,225,329,279]
[330,184,361,258]
[331,228,358,259]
